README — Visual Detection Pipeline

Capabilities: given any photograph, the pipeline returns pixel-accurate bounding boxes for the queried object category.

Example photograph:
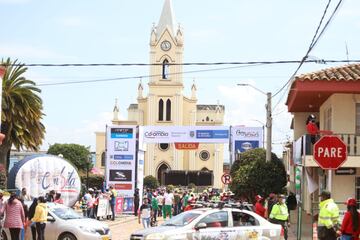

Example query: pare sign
[8,154,81,206]
[313,136,347,170]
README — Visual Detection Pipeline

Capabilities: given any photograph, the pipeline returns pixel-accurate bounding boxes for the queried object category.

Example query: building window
[199,150,210,161]
[159,99,164,121]
[101,152,105,167]
[324,107,332,131]
[159,143,170,151]
[162,59,169,79]
[206,116,209,122]
[166,99,171,121]
[201,167,209,172]
[356,103,360,134]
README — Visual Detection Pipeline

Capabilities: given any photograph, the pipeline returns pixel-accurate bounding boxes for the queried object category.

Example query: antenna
[345,42,349,64]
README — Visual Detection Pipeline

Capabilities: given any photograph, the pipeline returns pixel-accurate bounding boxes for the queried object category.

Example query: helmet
[255,195,262,201]
[347,198,357,207]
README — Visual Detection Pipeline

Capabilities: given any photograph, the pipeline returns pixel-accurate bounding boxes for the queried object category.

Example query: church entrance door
[157,163,170,186]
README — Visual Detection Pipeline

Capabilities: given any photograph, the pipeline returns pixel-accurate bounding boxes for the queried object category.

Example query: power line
[271,0,344,111]
[37,64,264,86]
[2,59,360,68]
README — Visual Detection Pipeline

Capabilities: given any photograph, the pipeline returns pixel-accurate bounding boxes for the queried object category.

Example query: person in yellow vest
[270,194,289,240]
[316,190,339,240]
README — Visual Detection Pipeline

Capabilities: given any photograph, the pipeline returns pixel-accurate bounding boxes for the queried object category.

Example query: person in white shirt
[163,189,174,219]
[157,193,164,217]
[138,198,152,228]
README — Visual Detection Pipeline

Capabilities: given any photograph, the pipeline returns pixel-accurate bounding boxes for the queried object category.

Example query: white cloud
[218,83,293,156]
[42,111,125,151]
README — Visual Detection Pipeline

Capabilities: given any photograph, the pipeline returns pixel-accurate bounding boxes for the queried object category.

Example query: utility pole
[266,92,272,162]
[237,83,272,162]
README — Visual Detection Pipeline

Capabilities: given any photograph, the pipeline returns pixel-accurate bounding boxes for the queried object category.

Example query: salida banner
[7,155,81,207]
[140,126,229,143]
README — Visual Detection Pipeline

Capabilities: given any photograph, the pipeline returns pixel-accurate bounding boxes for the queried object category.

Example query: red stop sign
[313,136,347,170]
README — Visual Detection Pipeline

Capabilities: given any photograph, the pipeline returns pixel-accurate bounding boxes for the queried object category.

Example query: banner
[106,125,137,197]
[231,126,264,160]
[7,155,81,207]
[140,126,229,143]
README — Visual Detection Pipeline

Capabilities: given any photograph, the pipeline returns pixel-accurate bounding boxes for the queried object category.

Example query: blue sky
[1,0,359,158]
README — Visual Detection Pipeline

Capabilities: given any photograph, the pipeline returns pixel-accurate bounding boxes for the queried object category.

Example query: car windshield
[162,212,200,227]
[51,207,83,220]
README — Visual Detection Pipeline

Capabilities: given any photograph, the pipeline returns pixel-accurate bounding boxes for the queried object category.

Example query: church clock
[160,40,171,51]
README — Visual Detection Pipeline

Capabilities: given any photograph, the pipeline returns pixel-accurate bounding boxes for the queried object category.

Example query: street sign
[335,168,356,175]
[313,135,347,170]
[221,173,232,184]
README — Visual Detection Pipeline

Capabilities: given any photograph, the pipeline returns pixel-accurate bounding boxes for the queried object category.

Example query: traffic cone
[313,222,318,240]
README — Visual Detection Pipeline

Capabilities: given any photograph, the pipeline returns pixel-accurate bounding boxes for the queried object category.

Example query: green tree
[0,58,45,171]
[143,175,159,189]
[47,143,92,171]
[230,148,287,201]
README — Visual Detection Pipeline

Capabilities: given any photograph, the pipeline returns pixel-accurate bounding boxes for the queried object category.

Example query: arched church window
[166,99,171,121]
[206,116,210,121]
[159,99,164,121]
[162,59,169,79]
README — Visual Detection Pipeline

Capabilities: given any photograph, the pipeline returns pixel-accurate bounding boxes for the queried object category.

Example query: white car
[2,203,111,240]
[130,208,283,240]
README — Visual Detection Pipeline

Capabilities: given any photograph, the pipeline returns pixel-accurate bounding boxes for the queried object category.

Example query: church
[95,0,225,188]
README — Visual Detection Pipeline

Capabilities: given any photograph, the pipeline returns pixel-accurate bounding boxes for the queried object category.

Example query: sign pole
[327,169,332,192]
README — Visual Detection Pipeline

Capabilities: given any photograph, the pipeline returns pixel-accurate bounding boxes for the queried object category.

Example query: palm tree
[0,58,45,171]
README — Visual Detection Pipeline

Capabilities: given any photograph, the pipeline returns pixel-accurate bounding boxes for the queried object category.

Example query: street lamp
[237,83,272,162]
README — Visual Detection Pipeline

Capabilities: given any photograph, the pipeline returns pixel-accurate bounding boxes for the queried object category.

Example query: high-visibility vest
[318,198,339,228]
[270,203,289,221]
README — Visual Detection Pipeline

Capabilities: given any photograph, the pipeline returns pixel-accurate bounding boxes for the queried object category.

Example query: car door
[231,211,277,240]
[44,212,60,240]
[192,211,237,240]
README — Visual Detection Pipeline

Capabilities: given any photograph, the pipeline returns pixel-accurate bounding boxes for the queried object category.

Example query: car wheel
[58,233,77,240]
[2,231,8,240]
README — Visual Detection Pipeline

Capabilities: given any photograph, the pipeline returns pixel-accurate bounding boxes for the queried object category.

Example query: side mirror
[194,222,207,231]
[47,216,55,222]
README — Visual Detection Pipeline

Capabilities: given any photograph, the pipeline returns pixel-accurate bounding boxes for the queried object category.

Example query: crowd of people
[76,185,117,221]
[0,187,61,240]
[133,187,360,240]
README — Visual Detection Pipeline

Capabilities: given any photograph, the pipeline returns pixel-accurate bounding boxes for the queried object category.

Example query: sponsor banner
[123,197,134,213]
[141,126,229,143]
[7,154,81,207]
[231,126,264,160]
[109,169,132,181]
[106,125,136,197]
[175,142,199,150]
[111,127,133,138]
[115,183,132,190]
[116,197,124,215]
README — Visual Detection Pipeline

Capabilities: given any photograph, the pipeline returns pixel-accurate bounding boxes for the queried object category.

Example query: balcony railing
[293,134,360,163]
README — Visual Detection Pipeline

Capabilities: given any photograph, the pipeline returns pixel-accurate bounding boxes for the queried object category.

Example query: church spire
[113,98,119,121]
[191,79,197,100]
[137,78,144,99]
[157,0,176,38]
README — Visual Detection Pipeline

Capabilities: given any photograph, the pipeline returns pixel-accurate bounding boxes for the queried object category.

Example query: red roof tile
[295,63,360,82]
